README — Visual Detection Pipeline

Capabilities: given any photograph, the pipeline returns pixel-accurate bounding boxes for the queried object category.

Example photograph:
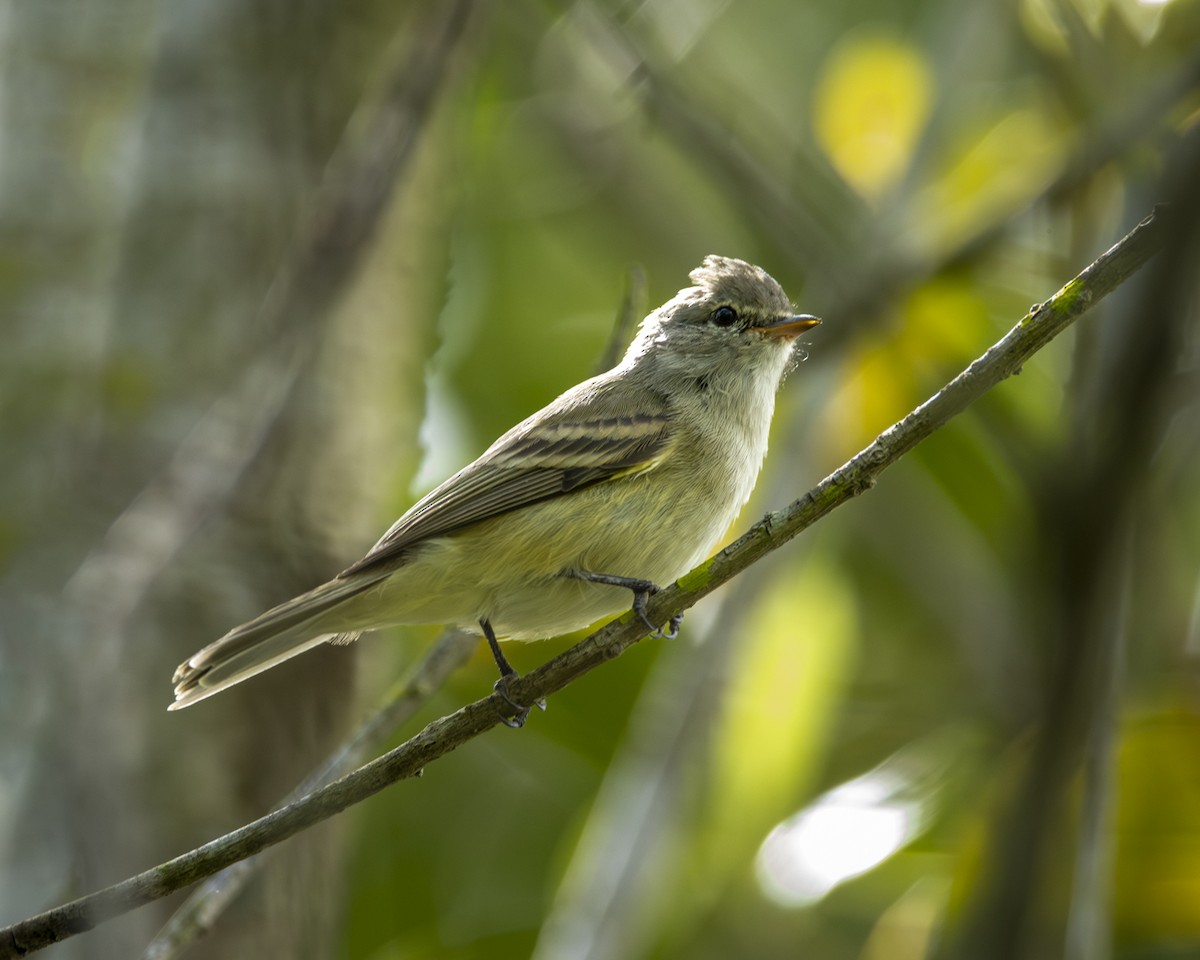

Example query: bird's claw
[632,590,683,640]
[493,675,545,729]
[652,613,684,640]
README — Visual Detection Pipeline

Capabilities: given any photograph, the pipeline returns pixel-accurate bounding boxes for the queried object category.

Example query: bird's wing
[339,377,675,577]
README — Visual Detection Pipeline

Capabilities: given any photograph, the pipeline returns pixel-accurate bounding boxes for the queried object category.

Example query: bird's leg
[566,570,684,640]
[481,618,546,728]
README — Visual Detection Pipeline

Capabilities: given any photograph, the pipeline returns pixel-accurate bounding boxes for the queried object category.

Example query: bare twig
[834,54,1200,333]
[131,40,1199,957]
[140,630,477,960]
[595,263,647,373]
[256,0,478,339]
[527,583,755,960]
[576,5,1198,324]
[563,2,861,295]
[62,0,479,647]
[0,209,1165,959]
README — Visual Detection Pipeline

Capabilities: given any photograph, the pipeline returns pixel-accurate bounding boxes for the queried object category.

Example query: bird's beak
[750,314,822,340]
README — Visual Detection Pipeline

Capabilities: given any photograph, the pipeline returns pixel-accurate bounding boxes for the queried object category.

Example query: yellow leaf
[704,561,858,875]
[813,34,933,202]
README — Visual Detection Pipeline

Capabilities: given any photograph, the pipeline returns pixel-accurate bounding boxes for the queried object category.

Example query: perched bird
[171,256,819,719]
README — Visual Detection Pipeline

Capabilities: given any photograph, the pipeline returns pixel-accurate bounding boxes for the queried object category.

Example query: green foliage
[1,0,1198,958]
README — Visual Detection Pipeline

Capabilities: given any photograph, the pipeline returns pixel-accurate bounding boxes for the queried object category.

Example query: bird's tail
[169,571,387,710]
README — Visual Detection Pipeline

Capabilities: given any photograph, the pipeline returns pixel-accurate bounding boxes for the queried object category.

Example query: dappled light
[756,771,921,906]
[1,1,1198,959]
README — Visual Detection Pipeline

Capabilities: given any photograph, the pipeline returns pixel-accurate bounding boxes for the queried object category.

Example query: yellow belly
[329,452,749,639]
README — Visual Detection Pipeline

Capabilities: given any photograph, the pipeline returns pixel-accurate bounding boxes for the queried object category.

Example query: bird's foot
[492,674,546,729]
[481,618,546,729]
[653,613,684,640]
[569,570,684,640]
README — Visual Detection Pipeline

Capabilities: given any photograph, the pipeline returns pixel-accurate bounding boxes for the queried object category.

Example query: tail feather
[169,572,387,710]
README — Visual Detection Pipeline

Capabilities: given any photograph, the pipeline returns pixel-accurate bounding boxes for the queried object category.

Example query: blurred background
[2,0,1199,958]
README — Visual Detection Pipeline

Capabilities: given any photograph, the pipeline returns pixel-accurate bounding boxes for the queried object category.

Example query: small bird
[170,256,819,718]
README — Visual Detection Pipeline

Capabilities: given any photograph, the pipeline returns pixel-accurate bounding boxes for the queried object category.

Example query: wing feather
[340,378,674,576]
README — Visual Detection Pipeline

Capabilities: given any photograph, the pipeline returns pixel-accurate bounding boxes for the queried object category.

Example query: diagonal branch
[0,208,1165,960]
[140,629,477,960]
[61,0,480,653]
[133,46,1200,957]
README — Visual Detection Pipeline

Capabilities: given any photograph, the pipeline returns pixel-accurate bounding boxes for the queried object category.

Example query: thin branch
[834,53,1200,333]
[256,0,478,339]
[568,2,862,294]
[579,3,1198,321]
[140,629,477,960]
[61,0,479,648]
[0,209,1165,960]
[528,583,757,960]
[129,41,1199,956]
[595,263,647,373]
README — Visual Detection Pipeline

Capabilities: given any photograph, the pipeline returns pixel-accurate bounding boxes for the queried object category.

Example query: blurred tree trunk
[941,141,1200,960]
[0,1,445,957]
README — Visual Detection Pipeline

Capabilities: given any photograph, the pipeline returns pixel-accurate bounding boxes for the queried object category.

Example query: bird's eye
[710,305,738,327]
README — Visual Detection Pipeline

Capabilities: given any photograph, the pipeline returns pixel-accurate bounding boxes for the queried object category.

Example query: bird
[170,256,819,718]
